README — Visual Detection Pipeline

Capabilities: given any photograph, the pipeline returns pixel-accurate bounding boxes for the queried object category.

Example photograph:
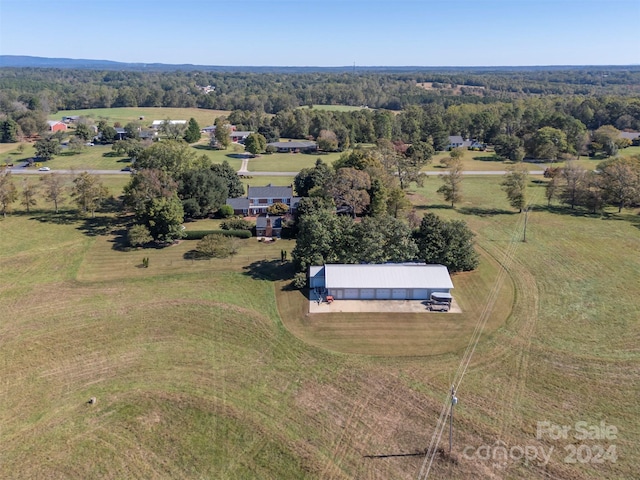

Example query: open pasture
[51,107,229,128]
[0,174,638,479]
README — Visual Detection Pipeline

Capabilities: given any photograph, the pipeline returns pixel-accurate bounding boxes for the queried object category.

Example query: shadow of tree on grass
[243,259,295,282]
[458,206,517,217]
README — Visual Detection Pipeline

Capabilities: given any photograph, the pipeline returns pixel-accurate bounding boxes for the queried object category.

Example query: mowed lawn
[0,175,639,479]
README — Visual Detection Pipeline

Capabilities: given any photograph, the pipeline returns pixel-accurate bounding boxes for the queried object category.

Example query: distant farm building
[151,120,187,129]
[226,184,300,216]
[267,140,317,153]
[309,263,453,300]
[47,121,67,133]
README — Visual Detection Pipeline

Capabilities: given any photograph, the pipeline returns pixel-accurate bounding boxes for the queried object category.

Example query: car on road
[85,142,94,146]
[121,166,132,172]
[38,166,51,171]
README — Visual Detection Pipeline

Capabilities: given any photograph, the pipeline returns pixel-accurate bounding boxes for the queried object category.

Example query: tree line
[2,68,640,114]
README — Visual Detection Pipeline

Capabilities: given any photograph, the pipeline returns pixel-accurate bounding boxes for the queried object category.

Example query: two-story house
[226,184,301,216]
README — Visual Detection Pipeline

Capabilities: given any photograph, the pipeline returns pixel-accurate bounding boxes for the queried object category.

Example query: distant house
[447,136,484,150]
[151,120,187,129]
[267,140,317,153]
[47,121,67,133]
[62,115,80,124]
[230,131,252,143]
[201,124,237,135]
[139,129,156,140]
[620,131,640,145]
[447,136,465,149]
[114,128,127,141]
[226,183,300,216]
[255,214,283,238]
[308,263,454,300]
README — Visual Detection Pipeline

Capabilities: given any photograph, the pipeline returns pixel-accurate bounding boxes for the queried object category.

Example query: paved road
[7,166,546,177]
[7,168,131,175]
[243,170,546,176]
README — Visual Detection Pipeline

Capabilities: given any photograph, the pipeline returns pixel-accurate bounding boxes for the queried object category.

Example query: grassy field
[248,152,341,172]
[1,172,639,478]
[50,107,229,128]
[425,146,640,174]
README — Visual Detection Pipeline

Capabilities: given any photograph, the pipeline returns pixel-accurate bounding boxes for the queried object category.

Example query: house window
[258,199,268,204]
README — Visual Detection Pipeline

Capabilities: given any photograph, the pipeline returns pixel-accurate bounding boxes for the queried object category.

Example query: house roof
[320,263,454,290]
[309,266,325,278]
[267,141,317,149]
[247,184,293,198]
[226,198,249,210]
[47,120,63,127]
[256,214,283,229]
[619,131,640,140]
[151,120,186,126]
[448,135,464,144]
[231,131,252,137]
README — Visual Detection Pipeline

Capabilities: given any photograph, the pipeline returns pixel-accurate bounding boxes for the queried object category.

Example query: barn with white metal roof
[309,263,453,300]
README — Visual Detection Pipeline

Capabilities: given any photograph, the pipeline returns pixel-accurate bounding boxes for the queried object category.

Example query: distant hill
[1,55,638,73]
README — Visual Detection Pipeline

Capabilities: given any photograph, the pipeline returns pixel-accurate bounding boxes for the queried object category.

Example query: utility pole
[449,385,458,453]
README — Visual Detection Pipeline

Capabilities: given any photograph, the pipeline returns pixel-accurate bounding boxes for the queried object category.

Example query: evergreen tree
[183,117,201,143]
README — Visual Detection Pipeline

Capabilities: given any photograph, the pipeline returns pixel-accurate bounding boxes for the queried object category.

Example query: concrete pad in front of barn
[308,298,461,314]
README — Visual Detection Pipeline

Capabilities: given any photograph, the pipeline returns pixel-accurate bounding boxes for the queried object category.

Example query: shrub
[219,204,234,218]
[221,217,253,230]
[195,234,235,259]
[291,272,308,289]
[184,229,251,240]
[127,224,152,247]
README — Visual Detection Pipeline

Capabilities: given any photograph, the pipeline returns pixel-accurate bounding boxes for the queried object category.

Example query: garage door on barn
[309,263,454,303]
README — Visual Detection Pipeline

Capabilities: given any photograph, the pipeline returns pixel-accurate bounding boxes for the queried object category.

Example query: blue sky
[1,0,638,66]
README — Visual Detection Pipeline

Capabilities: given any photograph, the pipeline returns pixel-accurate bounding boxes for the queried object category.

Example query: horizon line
[1,54,638,69]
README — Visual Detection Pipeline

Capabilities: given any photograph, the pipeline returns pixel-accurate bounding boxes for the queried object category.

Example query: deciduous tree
[211,160,244,198]
[317,129,339,152]
[527,126,568,161]
[244,132,266,156]
[71,171,109,217]
[20,178,38,213]
[597,156,640,212]
[559,161,587,209]
[141,195,185,243]
[135,140,203,177]
[0,170,18,217]
[178,169,228,218]
[501,164,529,212]
[294,159,333,197]
[437,158,463,207]
[414,212,479,273]
[74,123,93,141]
[213,119,231,149]
[40,173,66,213]
[327,167,371,216]
[34,137,61,161]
